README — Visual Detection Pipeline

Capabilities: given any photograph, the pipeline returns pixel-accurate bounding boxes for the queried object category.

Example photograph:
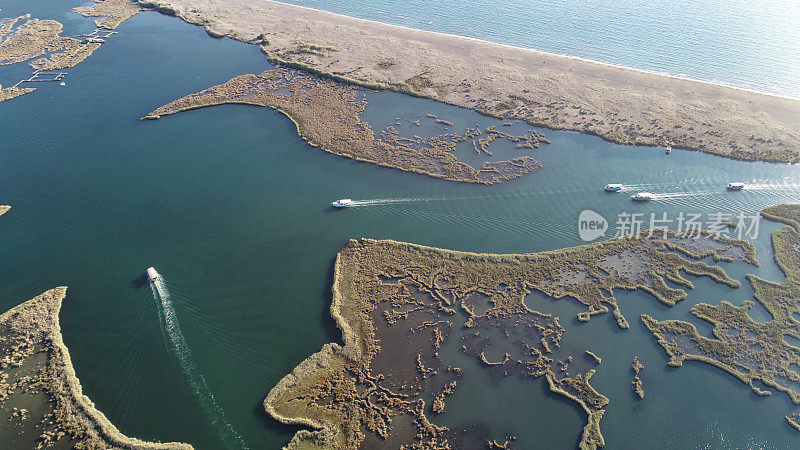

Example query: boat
[332,198,354,208]
[59,82,65,86]
[146,267,160,284]
[605,184,623,192]
[631,192,653,201]
[727,182,745,191]
[665,145,672,155]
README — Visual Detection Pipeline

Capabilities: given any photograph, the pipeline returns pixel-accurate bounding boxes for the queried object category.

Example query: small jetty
[11,71,68,89]
[9,27,119,90]
[82,28,118,40]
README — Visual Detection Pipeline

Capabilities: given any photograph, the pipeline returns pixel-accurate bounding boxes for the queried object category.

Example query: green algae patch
[643,204,800,430]
[264,230,753,449]
[0,287,193,449]
[144,68,546,184]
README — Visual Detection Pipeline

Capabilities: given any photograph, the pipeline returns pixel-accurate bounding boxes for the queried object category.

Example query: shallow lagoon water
[1,1,800,448]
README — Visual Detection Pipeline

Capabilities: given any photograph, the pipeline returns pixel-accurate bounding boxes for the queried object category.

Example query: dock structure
[83,28,118,40]
[11,71,68,88]
[5,27,118,91]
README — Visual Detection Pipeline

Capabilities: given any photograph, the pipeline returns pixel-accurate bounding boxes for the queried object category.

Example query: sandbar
[136,0,800,163]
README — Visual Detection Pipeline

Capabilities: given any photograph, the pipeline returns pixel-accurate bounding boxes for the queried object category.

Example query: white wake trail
[349,197,435,206]
[150,277,247,449]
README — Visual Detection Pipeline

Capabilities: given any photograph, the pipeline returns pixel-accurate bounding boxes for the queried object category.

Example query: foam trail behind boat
[349,197,434,206]
[150,274,247,449]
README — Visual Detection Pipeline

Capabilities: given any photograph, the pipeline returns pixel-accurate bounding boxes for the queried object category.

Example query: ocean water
[2,0,800,449]
[280,0,800,99]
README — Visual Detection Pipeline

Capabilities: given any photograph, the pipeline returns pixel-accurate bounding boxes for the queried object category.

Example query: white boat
[631,192,653,201]
[146,267,160,284]
[605,184,623,192]
[59,82,65,86]
[332,198,354,208]
[727,182,745,190]
[666,145,672,154]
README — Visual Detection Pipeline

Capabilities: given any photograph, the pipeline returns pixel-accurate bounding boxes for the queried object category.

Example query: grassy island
[74,0,143,30]
[643,204,800,430]
[265,230,754,449]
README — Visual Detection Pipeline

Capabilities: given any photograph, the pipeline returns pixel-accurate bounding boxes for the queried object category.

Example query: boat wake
[349,197,435,206]
[150,276,247,449]
[648,191,716,200]
[740,181,800,191]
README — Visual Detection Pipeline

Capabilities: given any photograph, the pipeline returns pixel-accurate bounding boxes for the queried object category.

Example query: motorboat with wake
[332,199,354,208]
[146,267,161,284]
[605,184,623,192]
[631,192,653,201]
[727,182,745,191]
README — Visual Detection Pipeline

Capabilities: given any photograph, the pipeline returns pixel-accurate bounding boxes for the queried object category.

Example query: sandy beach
[138,0,800,163]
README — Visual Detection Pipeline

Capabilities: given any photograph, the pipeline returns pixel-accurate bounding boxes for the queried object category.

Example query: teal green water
[1,2,800,448]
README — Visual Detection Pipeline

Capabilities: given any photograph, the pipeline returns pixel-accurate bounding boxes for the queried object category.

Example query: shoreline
[135,0,800,165]
[0,287,192,449]
[266,0,800,103]
[264,232,756,448]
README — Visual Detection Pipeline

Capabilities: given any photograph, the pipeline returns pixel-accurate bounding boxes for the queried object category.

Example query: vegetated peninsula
[265,230,755,449]
[135,0,800,164]
[642,204,800,431]
[145,68,547,184]
[0,287,193,449]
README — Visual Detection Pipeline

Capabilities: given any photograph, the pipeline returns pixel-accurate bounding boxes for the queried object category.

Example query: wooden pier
[11,71,68,89]
[83,28,118,40]
[5,27,117,91]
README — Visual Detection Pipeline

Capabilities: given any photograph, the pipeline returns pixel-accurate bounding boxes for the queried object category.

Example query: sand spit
[146,68,545,184]
[0,205,9,216]
[265,231,756,449]
[75,0,143,30]
[644,204,800,431]
[135,0,800,164]
[0,287,193,449]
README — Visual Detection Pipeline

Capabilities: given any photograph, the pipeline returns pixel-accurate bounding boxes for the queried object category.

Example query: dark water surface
[1,1,800,448]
